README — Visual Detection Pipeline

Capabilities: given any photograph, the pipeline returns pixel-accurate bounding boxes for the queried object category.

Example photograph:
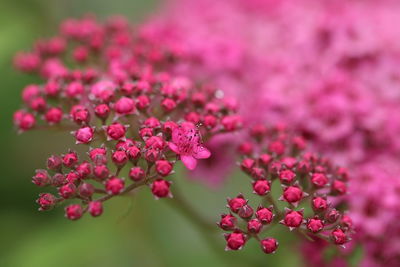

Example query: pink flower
[168,124,211,170]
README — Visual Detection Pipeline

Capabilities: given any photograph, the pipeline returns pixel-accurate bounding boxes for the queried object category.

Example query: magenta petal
[168,142,180,154]
[194,146,211,159]
[181,155,197,170]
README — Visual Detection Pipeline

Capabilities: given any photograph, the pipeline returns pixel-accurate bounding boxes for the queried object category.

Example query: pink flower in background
[168,124,211,170]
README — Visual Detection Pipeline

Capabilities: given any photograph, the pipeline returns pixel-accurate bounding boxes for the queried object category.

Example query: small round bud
[256,206,274,224]
[79,183,95,197]
[332,180,347,195]
[59,183,77,199]
[63,151,78,167]
[260,238,278,254]
[47,155,62,170]
[88,201,103,217]
[155,160,173,177]
[105,177,124,195]
[112,150,128,166]
[247,219,262,234]
[106,123,126,140]
[65,204,83,220]
[331,228,347,245]
[114,97,135,115]
[283,210,303,228]
[45,107,63,124]
[311,173,328,188]
[279,170,296,184]
[228,195,247,213]
[37,193,56,210]
[32,170,50,187]
[218,214,237,230]
[93,165,110,180]
[75,126,94,144]
[238,205,254,219]
[225,231,246,250]
[253,179,271,196]
[151,179,171,198]
[312,196,328,212]
[307,218,324,233]
[282,186,303,204]
[129,167,145,181]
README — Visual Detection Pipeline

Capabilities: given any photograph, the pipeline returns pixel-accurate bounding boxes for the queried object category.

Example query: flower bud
[225,231,246,250]
[155,160,173,176]
[105,177,124,195]
[88,201,103,217]
[218,214,237,230]
[32,170,50,187]
[260,238,278,254]
[65,204,83,220]
[151,179,171,198]
[37,193,56,210]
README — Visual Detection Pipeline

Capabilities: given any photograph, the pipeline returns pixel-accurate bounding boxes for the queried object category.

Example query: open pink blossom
[168,124,211,170]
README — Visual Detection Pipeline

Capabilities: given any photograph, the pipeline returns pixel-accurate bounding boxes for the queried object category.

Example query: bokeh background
[0,1,361,266]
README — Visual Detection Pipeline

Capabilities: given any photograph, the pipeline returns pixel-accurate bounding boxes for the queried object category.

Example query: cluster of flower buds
[14,16,242,220]
[218,124,353,254]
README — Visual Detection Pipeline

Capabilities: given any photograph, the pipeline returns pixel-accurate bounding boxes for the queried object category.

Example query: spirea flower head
[218,124,353,255]
[13,15,241,220]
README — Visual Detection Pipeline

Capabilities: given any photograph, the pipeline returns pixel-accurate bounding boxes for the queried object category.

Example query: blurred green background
[0,1,307,266]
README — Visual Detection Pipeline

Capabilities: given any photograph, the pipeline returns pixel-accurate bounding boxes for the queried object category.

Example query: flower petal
[168,142,180,154]
[181,155,197,170]
[194,146,211,159]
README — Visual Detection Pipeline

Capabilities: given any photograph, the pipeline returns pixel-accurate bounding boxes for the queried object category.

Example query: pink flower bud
[247,219,262,234]
[218,214,237,230]
[105,177,124,195]
[114,97,135,115]
[256,206,274,224]
[282,210,303,228]
[240,158,255,172]
[93,165,110,180]
[311,173,328,188]
[279,170,296,184]
[37,193,56,210]
[331,228,347,245]
[94,104,110,119]
[65,171,80,183]
[89,147,107,165]
[74,126,94,144]
[268,141,285,155]
[76,161,92,179]
[63,151,78,167]
[79,183,94,197]
[129,167,145,181]
[332,180,347,195]
[253,179,271,196]
[143,117,161,128]
[70,105,90,125]
[225,231,246,250]
[282,186,303,204]
[155,160,173,176]
[127,146,141,161]
[106,123,126,140]
[65,204,83,220]
[228,195,247,213]
[325,209,340,223]
[88,201,103,217]
[151,179,171,198]
[112,150,128,166]
[312,196,328,212]
[161,98,177,112]
[260,238,278,254]
[238,204,254,219]
[136,95,150,110]
[47,155,62,171]
[59,183,77,199]
[307,218,324,233]
[45,107,63,124]
[32,170,50,186]
[238,142,253,155]
[51,173,65,187]
[259,154,272,167]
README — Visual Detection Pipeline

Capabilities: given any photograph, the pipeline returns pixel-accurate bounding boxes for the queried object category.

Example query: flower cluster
[149,0,400,264]
[218,124,353,254]
[14,16,241,219]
